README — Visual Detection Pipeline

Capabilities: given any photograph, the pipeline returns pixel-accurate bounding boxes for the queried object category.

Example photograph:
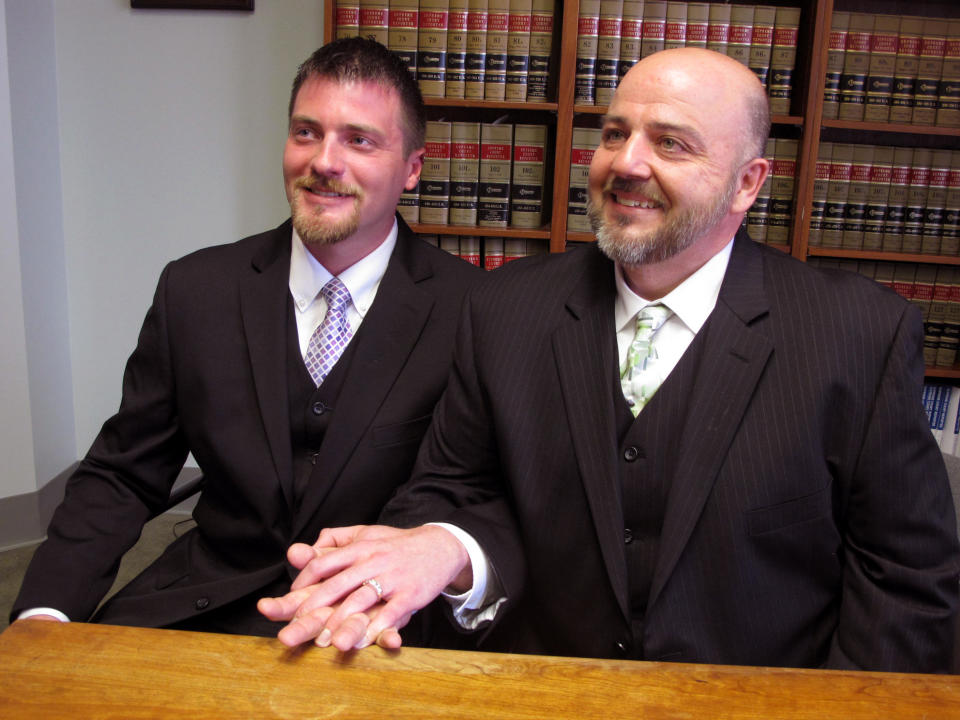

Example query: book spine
[389,0,420,78]
[445,0,469,98]
[822,11,850,120]
[459,235,482,265]
[420,121,453,225]
[883,147,913,253]
[889,16,924,124]
[336,0,361,38]
[504,238,527,263]
[748,5,776,89]
[807,141,833,247]
[575,0,601,105]
[747,137,776,243]
[640,0,666,59]
[841,144,873,250]
[726,4,754,67]
[464,0,489,99]
[617,0,644,81]
[359,0,390,44]
[450,121,481,226]
[822,143,853,249]
[706,2,731,56]
[568,127,600,233]
[767,6,800,115]
[837,12,873,122]
[767,138,797,245]
[863,145,893,252]
[892,262,917,303]
[921,151,951,255]
[595,0,624,106]
[664,1,687,52]
[912,19,948,126]
[479,123,513,228]
[484,0,510,100]
[505,0,532,101]
[439,235,461,257]
[510,124,548,228]
[483,236,504,270]
[936,20,960,128]
[903,147,932,254]
[527,0,554,101]
[418,0,450,98]
[684,2,709,49]
[397,180,421,225]
[863,15,900,123]
[943,151,960,256]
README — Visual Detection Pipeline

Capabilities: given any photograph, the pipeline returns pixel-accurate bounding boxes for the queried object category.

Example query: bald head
[619,48,771,163]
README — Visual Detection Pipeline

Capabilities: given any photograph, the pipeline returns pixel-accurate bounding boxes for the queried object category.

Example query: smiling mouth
[614,194,662,209]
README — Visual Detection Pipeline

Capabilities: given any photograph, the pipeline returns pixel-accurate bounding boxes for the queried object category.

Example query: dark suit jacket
[12,217,482,628]
[383,231,960,672]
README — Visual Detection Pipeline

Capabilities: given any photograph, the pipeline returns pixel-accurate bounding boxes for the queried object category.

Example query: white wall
[1,0,325,499]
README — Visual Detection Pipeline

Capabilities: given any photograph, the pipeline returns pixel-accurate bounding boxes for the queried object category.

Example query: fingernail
[315,629,332,648]
[356,635,371,650]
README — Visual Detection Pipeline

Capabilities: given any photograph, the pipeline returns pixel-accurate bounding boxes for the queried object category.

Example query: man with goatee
[12,37,481,637]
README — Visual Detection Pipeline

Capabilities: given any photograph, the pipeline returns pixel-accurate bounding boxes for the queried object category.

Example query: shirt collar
[614,238,734,335]
[288,219,398,318]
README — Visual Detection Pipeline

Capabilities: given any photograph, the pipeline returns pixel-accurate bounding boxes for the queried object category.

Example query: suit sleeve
[11,264,189,623]
[830,302,960,672]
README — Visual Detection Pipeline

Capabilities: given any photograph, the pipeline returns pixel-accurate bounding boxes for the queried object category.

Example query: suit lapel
[239,222,296,508]
[293,225,435,533]
[647,234,773,610]
[552,247,632,621]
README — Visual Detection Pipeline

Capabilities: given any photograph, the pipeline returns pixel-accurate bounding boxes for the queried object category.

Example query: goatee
[289,177,362,247]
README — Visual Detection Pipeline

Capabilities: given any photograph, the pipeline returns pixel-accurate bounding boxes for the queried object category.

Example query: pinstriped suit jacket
[384,229,960,672]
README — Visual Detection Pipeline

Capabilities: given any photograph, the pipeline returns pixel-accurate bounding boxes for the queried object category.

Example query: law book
[943,151,960,256]
[767,137,797,245]
[706,2,731,56]
[504,238,527,263]
[439,235,460,257]
[822,143,853,249]
[822,11,850,120]
[510,124,548,228]
[863,15,900,123]
[595,0,623,106]
[397,179,421,225]
[420,120,452,225]
[912,18,949,126]
[527,0,554,101]
[748,5,777,89]
[504,0,532,101]
[445,0,469,98]
[892,262,917,303]
[336,0,361,38]
[882,147,913,252]
[617,0,645,82]
[837,12,874,122]
[464,0,488,99]
[807,140,833,247]
[913,263,937,324]
[921,150,951,255]
[936,20,960,128]
[747,137,776,243]
[484,0,510,100]
[685,3,709,49]
[727,4,754,67]
[889,16,924,125]
[359,0,390,44]
[873,261,895,291]
[459,235,482,265]
[389,0,420,77]
[863,145,893,252]
[903,147,933,254]
[768,6,801,115]
[417,0,449,98]
[568,126,600,233]
[478,122,513,228]
[640,0,667,59]
[574,0,601,105]
[483,236,504,269]
[664,2,687,51]
[841,144,873,250]
[450,121,481,226]
[929,264,953,345]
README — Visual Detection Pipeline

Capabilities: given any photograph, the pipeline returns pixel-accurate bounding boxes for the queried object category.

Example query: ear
[729,157,769,214]
[404,148,426,191]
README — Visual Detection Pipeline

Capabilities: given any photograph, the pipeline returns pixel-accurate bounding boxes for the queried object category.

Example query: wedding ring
[361,577,383,600]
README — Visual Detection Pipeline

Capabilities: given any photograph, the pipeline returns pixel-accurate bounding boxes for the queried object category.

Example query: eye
[602,127,625,145]
[292,126,316,140]
[660,137,685,152]
[349,135,374,147]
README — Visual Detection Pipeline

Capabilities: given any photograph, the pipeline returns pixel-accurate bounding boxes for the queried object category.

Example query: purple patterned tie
[304,277,354,387]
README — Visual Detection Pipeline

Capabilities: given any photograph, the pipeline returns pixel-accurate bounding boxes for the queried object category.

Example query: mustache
[294,177,360,196]
[604,177,665,205]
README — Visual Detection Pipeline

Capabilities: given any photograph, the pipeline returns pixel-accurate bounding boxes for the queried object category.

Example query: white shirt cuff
[18,607,70,622]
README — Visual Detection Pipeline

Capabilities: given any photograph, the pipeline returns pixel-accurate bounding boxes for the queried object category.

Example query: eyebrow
[289,115,385,140]
[600,114,707,151]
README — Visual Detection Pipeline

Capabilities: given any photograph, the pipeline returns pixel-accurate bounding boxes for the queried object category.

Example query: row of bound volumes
[810,258,960,370]
[426,234,547,268]
[400,120,550,229]
[920,384,960,455]
[824,13,960,128]
[336,0,554,102]
[574,1,801,114]
[808,144,960,256]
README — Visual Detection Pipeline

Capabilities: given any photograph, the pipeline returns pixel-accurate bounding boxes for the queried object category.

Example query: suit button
[616,639,631,655]
[623,446,643,462]
[624,528,633,544]
[195,597,210,611]
[311,401,326,416]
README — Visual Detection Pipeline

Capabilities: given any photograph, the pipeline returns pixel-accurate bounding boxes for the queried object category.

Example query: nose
[309,135,345,177]
[609,134,653,181]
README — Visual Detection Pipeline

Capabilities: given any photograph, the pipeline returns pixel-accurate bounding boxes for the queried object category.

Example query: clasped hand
[257,524,471,651]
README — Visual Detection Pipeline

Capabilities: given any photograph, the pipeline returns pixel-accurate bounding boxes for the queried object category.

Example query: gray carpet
[0,511,195,631]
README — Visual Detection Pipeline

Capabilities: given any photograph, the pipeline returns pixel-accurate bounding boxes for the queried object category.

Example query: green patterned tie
[620,303,672,417]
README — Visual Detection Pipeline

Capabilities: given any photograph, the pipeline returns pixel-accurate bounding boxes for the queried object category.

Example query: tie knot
[636,303,671,335]
[320,277,351,312]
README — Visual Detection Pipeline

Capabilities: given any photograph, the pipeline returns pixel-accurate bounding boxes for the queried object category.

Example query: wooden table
[1,620,958,719]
